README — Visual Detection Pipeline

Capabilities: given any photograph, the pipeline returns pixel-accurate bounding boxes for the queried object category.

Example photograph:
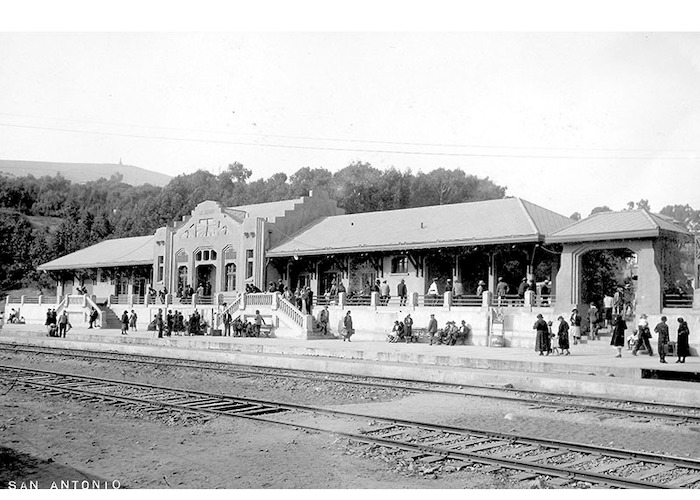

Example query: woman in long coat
[677,317,691,363]
[534,314,550,355]
[610,314,627,358]
[557,316,571,355]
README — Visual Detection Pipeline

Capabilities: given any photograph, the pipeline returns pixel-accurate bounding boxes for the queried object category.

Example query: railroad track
[2,364,700,489]
[2,343,700,426]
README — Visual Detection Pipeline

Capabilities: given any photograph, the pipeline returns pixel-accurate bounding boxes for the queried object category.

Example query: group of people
[612,314,691,363]
[6,308,24,324]
[386,314,414,343]
[496,277,552,307]
[44,308,71,337]
[533,314,572,356]
[426,313,470,345]
[221,309,268,337]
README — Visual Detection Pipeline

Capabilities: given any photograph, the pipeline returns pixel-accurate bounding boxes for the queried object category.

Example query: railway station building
[7,191,697,350]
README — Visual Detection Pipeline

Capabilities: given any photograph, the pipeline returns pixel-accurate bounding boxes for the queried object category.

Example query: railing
[346,294,371,306]
[109,294,130,305]
[67,295,85,306]
[314,295,333,306]
[536,295,556,307]
[417,294,444,307]
[452,294,482,307]
[133,295,145,305]
[218,296,242,327]
[246,293,274,307]
[493,294,525,307]
[277,297,305,329]
[663,294,693,308]
[197,295,214,306]
[6,296,22,304]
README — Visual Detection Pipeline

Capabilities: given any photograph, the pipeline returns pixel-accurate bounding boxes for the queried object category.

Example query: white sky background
[2,2,700,219]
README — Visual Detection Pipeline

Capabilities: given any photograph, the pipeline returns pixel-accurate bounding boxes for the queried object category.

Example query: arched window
[225,263,237,291]
[178,266,188,291]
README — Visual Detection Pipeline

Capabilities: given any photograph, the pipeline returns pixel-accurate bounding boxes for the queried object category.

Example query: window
[225,263,237,291]
[246,249,254,279]
[157,256,164,282]
[178,266,188,291]
[196,249,216,262]
[391,256,408,274]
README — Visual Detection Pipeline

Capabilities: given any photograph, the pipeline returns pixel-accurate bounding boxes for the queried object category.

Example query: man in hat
[476,280,486,297]
[632,314,654,356]
[397,279,408,307]
[427,313,439,345]
[496,277,509,306]
[517,278,529,306]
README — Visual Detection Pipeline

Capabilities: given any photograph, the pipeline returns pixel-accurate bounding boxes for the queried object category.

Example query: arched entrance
[580,248,637,306]
[197,264,216,296]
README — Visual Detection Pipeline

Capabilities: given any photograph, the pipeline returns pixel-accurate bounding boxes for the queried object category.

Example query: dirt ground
[1,351,699,489]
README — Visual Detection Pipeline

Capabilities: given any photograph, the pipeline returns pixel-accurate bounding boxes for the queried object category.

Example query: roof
[225,198,303,222]
[546,210,690,243]
[38,235,155,271]
[267,198,573,257]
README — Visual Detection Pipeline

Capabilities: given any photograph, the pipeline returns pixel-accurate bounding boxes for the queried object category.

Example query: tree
[589,206,612,216]
[660,204,700,233]
[570,212,581,221]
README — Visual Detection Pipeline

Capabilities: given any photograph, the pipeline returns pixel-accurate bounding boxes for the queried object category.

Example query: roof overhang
[545,229,660,244]
[38,260,153,272]
[267,234,544,258]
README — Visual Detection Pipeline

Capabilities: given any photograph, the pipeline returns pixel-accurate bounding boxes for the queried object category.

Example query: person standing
[342,311,354,342]
[570,308,582,345]
[476,280,486,297]
[676,317,691,363]
[397,279,408,307]
[58,311,70,337]
[318,305,329,335]
[427,313,439,345]
[155,309,164,338]
[129,310,138,331]
[654,316,670,363]
[121,310,129,335]
[428,278,440,306]
[603,293,614,328]
[517,278,529,305]
[223,309,232,336]
[587,302,600,340]
[453,279,464,300]
[166,310,173,337]
[404,313,413,342]
[533,314,549,355]
[610,314,627,358]
[254,310,266,337]
[632,314,654,356]
[495,278,509,306]
[557,315,571,355]
[380,280,390,306]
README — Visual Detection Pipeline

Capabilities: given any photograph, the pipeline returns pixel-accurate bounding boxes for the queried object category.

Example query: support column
[488,252,497,294]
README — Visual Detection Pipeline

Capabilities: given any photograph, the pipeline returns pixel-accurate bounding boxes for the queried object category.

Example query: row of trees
[0,162,507,291]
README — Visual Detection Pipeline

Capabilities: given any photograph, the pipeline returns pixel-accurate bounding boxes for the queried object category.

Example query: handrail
[55,296,68,315]
[246,293,274,306]
[218,296,242,326]
[452,294,482,307]
[277,297,305,329]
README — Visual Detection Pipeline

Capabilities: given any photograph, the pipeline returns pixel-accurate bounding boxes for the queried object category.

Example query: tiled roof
[38,235,155,271]
[267,198,572,257]
[546,210,690,243]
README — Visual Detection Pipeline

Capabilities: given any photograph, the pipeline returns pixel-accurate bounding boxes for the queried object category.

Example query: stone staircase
[101,308,123,329]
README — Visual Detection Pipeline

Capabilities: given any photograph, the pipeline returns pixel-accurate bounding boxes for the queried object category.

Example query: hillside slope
[0,159,172,187]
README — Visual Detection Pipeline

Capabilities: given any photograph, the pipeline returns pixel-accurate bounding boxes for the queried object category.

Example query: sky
[2,3,700,218]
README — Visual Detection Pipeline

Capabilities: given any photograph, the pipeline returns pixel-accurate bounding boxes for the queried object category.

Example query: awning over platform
[267,197,573,257]
[38,235,156,271]
[546,210,690,244]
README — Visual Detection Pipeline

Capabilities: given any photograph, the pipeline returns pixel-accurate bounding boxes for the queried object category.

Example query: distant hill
[0,159,172,187]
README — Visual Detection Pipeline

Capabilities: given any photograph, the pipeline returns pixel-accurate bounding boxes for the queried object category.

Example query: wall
[556,240,662,315]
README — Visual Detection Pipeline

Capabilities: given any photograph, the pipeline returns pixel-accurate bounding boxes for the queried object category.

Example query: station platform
[1,323,698,406]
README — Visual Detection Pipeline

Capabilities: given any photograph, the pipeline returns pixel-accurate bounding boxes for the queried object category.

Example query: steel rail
[2,364,700,489]
[2,343,699,425]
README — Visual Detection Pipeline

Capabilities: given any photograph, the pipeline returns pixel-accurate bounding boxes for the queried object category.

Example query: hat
[478,280,486,285]
[536,314,543,319]
[447,279,452,282]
